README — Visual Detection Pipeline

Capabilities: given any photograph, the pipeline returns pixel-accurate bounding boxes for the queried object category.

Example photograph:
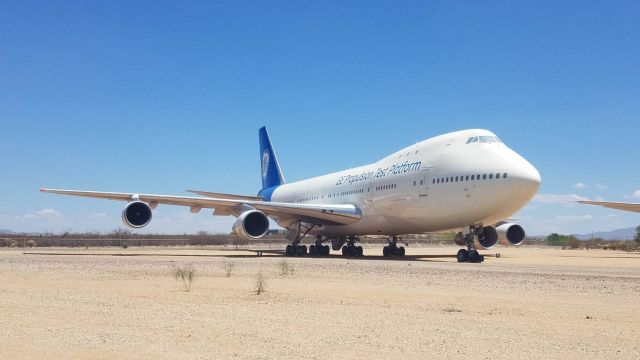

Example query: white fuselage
[269,129,541,236]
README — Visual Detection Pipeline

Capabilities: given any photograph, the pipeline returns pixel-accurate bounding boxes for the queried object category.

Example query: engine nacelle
[232,210,270,240]
[496,223,526,246]
[453,226,499,250]
[122,201,153,228]
[475,226,499,250]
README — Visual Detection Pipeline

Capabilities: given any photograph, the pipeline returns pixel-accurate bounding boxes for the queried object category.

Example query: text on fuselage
[335,161,422,186]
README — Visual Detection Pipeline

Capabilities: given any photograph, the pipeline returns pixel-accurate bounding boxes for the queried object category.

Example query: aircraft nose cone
[513,158,541,195]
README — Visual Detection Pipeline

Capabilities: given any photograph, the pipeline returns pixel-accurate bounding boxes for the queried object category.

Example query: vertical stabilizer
[259,127,285,190]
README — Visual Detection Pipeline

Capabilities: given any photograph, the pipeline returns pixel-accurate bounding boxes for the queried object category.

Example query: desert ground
[1,245,639,359]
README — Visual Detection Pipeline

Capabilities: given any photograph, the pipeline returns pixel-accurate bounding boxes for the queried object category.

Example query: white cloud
[595,184,608,190]
[555,214,593,221]
[25,209,63,219]
[632,190,640,199]
[533,194,589,204]
[90,212,109,219]
[573,182,587,189]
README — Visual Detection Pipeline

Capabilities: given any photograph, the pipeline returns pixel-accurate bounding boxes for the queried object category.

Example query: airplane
[41,127,541,263]
[577,200,640,213]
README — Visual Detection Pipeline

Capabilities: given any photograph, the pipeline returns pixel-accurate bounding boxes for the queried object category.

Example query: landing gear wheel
[356,246,364,257]
[286,245,293,257]
[457,249,469,263]
[398,247,405,257]
[302,245,308,256]
[309,244,316,255]
[383,246,390,257]
[325,245,331,256]
[468,250,483,263]
[342,246,348,256]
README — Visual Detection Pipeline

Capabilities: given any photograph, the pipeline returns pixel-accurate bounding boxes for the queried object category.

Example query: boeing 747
[42,127,541,263]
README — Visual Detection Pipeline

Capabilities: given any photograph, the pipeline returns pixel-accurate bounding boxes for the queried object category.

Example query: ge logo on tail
[262,150,270,180]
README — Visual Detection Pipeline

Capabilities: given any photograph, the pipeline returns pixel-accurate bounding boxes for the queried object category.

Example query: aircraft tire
[468,250,480,263]
[398,247,405,257]
[456,249,469,262]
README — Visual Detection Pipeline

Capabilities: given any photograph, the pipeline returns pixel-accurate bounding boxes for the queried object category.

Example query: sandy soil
[1,246,639,359]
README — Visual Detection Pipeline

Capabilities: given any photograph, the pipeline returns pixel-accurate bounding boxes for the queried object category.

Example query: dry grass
[223,261,235,278]
[172,263,195,292]
[254,270,266,295]
[277,259,293,276]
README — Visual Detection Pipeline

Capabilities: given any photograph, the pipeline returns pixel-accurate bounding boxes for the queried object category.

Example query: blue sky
[1,1,638,235]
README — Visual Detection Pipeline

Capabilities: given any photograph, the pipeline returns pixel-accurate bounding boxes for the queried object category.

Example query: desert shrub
[4,239,17,248]
[120,240,129,249]
[26,240,37,248]
[278,259,293,276]
[224,261,235,278]
[173,264,196,292]
[567,236,581,249]
[254,271,266,295]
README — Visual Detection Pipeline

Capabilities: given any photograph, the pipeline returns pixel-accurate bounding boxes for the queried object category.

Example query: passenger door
[418,168,431,197]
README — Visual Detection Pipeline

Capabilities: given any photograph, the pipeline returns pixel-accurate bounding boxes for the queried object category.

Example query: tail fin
[259,127,285,190]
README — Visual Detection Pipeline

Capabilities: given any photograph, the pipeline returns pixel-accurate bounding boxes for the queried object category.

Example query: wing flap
[186,190,262,201]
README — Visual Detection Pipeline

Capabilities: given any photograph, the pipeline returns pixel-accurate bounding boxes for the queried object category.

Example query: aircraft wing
[185,189,262,201]
[577,200,640,213]
[40,188,361,225]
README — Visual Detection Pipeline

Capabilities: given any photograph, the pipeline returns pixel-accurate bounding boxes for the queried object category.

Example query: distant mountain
[574,227,637,241]
[0,229,15,235]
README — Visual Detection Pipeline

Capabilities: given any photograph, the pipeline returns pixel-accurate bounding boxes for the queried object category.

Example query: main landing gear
[456,227,484,263]
[341,236,364,257]
[309,235,330,256]
[383,236,406,257]
[285,222,318,257]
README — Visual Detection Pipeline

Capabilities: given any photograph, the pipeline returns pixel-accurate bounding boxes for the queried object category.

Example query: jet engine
[476,226,499,249]
[232,210,270,240]
[453,226,499,250]
[122,201,153,228]
[496,223,526,246]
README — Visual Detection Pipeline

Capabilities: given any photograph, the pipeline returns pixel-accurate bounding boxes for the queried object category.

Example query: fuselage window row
[432,172,508,185]
[375,184,397,191]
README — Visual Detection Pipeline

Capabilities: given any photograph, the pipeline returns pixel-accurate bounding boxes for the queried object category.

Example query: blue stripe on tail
[259,127,285,192]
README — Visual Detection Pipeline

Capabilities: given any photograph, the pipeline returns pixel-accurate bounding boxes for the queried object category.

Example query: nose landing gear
[456,227,485,263]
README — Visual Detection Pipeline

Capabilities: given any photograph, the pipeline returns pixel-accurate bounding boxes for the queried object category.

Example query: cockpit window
[467,135,502,144]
